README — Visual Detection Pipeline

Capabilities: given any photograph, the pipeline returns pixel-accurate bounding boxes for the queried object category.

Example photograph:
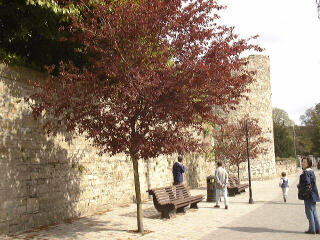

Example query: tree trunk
[130,152,144,233]
[237,164,240,181]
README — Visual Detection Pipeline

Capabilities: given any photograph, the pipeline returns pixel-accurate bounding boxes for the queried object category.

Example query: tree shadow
[120,206,161,219]
[0,77,82,234]
[230,200,303,206]
[218,226,302,234]
[10,218,133,240]
[255,200,302,206]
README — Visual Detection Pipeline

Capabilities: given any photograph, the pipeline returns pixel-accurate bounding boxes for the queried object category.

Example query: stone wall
[0,55,275,235]
[275,160,298,176]
[227,55,276,180]
[0,63,216,235]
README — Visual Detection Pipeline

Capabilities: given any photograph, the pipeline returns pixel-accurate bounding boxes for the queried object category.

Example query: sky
[219,0,320,125]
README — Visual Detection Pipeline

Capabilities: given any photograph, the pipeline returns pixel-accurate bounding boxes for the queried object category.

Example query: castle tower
[227,55,276,180]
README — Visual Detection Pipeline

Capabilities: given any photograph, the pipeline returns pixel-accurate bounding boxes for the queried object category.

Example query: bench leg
[176,206,186,213]
[161,210,174,219]
[228,189,236,197]
[190,202,199,209]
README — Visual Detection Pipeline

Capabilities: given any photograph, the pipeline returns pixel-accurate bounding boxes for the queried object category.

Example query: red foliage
[213,116,270,169]
[29,0,262,160]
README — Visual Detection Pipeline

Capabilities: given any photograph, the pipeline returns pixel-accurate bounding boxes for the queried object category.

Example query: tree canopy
[213,117,269,179]
[28,0,261,233]
[300,103,320,156]
[0,0,84,71]
[295,125,313,156]
[272,108,295,158]
[273,123,294,158]
[272,108,294,126]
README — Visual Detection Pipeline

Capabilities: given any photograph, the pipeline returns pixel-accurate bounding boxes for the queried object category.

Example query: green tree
[272,108,294,158]
[273,108,294,126]
[300,103,320,156]
[0,0,84,71]
[273,123,294,158]
[295,125,313,156]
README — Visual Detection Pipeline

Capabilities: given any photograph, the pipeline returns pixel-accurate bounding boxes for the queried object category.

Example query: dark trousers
[173,181,182,185]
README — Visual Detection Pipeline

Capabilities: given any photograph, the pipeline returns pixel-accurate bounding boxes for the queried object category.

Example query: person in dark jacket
[172,155,185,185]
[297,156,320,234]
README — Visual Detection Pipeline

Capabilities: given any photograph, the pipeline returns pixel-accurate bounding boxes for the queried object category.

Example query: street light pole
[292,124,297,159]
[317,0,320,19]
[245,120,254,204]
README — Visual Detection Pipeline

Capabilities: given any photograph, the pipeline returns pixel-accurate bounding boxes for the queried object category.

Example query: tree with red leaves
[28,0,261,233]
[213,117,270,180]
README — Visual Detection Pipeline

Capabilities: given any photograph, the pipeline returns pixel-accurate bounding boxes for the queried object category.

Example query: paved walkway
[4,169,319,240]
[202,171,315,240]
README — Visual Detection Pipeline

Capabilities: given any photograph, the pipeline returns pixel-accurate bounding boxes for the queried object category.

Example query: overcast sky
[219,0,320,125]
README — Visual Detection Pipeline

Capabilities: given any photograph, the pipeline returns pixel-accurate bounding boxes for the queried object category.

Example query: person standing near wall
[298,157,320,234]
[214,161,229,209]
[317,160,320,176]
[172,155,185,185]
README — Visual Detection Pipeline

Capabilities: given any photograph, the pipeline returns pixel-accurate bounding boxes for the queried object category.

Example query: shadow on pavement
[12,218,132,239]
[120,206,161,219]
[230,201,303,206]
[219,226,302,234]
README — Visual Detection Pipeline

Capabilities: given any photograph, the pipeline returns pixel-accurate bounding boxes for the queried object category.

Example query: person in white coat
[214,161,229,209]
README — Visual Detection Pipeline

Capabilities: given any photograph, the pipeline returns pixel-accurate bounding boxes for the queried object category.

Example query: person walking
[297,156,320,234]
[279,172,289,202]
[214,161,229,209]
[172,155,185,185]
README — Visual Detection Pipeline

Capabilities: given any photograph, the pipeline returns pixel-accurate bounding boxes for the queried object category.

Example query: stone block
[1,200,15,210]
[8,222,25,234]
[31,212,49,227]
[0,222,9,234]
[0,190,9,202]
[37,184,50,195]
[39,198,53,211]
[0,210,7,222]
[27,198,39,213]
[16,186,28,198]
[30,171,39,180]
[25,215,35,229]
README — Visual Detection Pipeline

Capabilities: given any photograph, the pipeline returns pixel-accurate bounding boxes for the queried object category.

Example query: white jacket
[215,166,228,189]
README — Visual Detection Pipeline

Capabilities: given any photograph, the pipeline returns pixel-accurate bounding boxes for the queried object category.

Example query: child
[279,172,289,202]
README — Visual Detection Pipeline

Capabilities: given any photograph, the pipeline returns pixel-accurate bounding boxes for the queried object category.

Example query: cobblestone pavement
[3,170,316,240]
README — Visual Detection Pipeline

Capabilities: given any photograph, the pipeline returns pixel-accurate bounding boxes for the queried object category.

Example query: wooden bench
[227,176,249,196]
[147,184,204,219]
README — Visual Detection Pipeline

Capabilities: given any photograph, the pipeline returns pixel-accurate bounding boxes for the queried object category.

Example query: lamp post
[292,124,297,159]
[245,120,254,204]
[317,0,320,19]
